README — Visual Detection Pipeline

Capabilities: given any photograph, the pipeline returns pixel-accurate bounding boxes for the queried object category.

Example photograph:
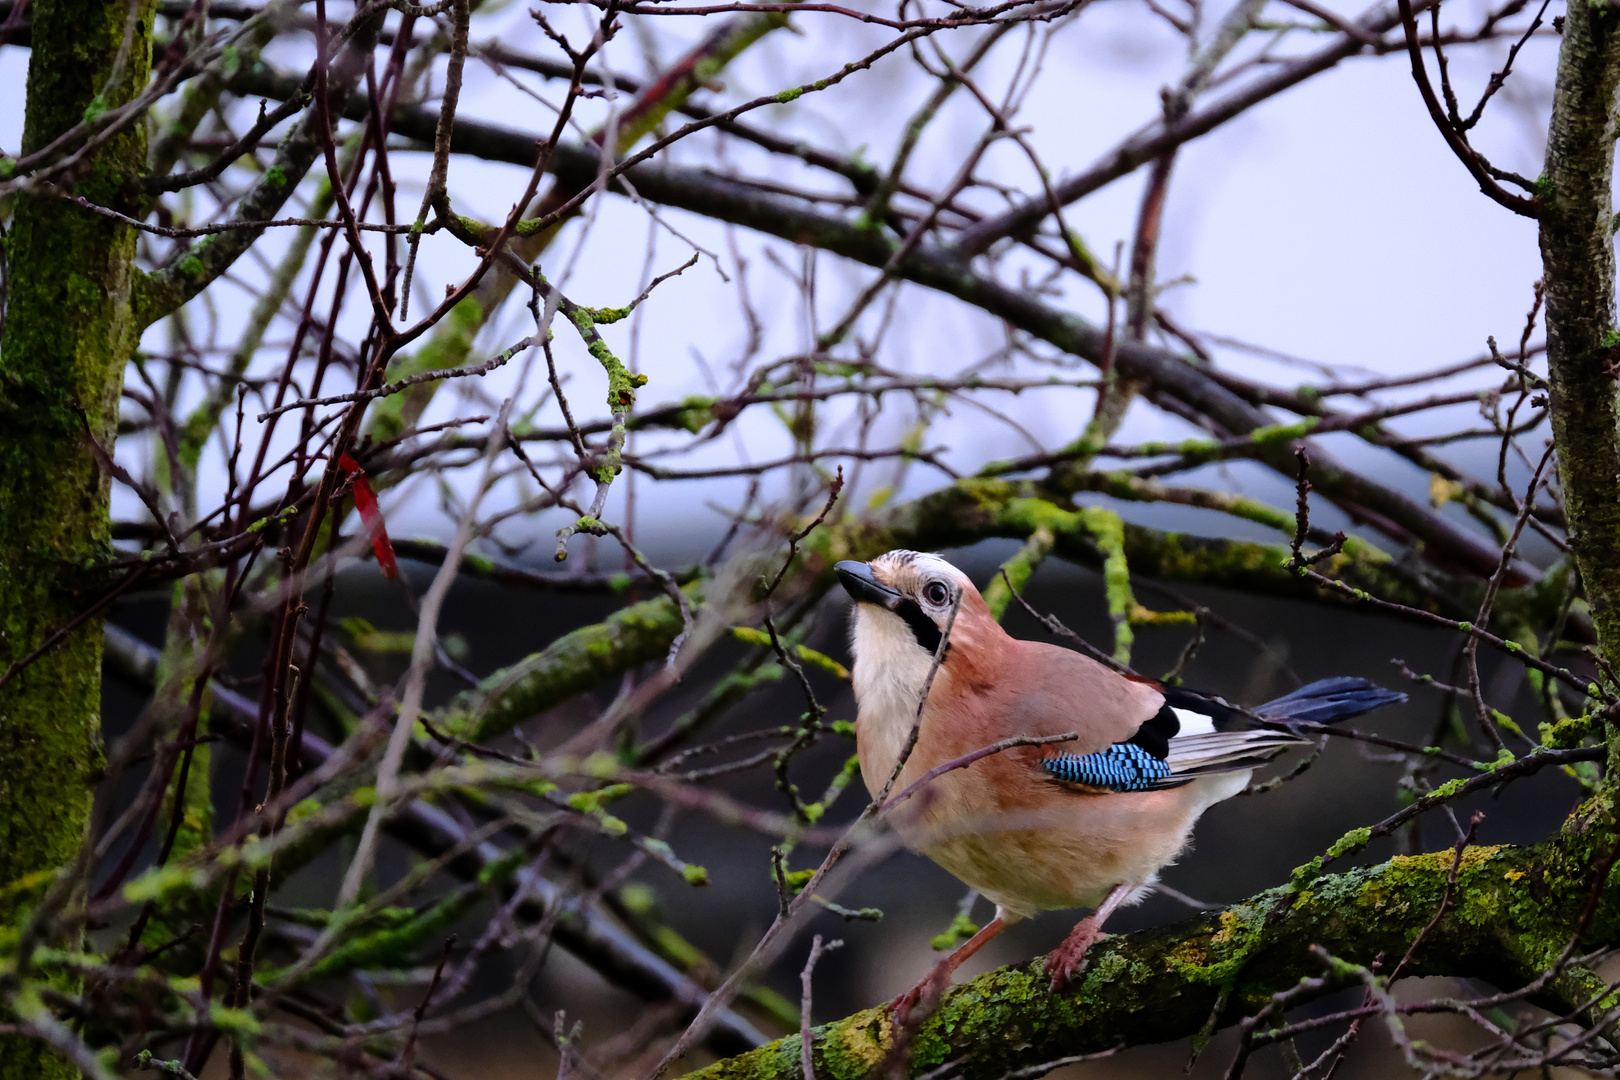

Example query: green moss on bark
[0,0,156,1073]
[981,526,1055,622]
[860,479,1437,614]
[1541,0,1620,708]
[367,295,484,444]
[367,14,786,447]
[437,586,705,744]
[683,836,1616,1080]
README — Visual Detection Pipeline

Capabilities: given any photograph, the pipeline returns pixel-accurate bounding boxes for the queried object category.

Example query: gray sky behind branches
[0,0,1560,563]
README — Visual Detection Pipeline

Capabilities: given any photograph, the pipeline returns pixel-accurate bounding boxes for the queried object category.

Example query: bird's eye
[923,581,951,606]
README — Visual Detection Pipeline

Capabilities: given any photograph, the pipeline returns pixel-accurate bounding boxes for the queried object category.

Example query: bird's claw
[888,970,949,1025]
[887,986,922,1024]
[1043,929,1109,993]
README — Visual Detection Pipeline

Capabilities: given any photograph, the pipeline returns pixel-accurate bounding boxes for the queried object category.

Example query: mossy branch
[438,476,1469,754]
[100,625,774,1057]
[132,9,386,327]
[683,834,1619,1080]
[2,0,158,1072]
[981,526,1054,622]
[1079,506,1135,664]
[363,11,785,445]
[436,586,707,744]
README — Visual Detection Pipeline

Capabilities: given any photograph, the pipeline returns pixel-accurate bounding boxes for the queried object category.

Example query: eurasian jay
[834,550,1405,1015]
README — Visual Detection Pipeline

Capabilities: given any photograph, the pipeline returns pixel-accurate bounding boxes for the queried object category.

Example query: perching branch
[682,833,1620,1080]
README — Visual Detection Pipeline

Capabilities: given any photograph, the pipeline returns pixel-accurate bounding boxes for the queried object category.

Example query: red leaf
[338,453,398,579]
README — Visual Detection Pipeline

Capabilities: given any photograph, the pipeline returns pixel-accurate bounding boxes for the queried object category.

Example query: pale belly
[907,772,1250,919]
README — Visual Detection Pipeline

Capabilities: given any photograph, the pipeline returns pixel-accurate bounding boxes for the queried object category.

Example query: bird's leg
[1044,882,1134,992]
[890,915,1009,1023]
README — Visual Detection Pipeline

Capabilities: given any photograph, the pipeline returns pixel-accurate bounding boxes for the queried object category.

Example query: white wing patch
[1166,706,1310,775]
[1171,707,1215,737]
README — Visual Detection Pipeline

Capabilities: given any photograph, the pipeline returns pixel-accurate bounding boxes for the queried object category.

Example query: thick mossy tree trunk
[1543,0,1620,672]
[0,0,155,1074]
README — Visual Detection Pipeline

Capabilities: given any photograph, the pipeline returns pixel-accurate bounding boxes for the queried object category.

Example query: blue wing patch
[1043,744,1174,792]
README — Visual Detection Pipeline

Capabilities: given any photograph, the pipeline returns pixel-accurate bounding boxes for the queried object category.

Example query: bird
[834,549,1405,1018]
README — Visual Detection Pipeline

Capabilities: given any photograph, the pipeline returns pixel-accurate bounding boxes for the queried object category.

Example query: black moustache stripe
[894,599,944,654]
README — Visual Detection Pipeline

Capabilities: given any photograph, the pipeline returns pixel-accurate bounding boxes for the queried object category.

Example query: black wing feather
[1126,700,1179,759]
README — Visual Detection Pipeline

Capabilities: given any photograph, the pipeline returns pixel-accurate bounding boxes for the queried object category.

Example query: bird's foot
[888,968,952,1025]
[1043,925,1109,993]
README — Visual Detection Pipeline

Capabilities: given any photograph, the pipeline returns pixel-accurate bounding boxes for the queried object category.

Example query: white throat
[849,604,937,789]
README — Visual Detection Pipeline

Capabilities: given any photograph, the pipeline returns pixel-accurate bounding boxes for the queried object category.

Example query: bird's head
[835,551,998,668]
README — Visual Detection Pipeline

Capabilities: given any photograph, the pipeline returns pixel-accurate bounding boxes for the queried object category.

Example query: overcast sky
[0,0,1565,565]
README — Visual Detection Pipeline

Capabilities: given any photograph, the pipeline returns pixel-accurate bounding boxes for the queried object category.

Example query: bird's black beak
[835,560,903,610]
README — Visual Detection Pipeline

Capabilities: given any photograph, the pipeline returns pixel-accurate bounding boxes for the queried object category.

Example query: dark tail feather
[1255,677,1406,728]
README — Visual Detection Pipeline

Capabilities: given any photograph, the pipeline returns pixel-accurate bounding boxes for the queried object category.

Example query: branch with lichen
[981,527,1055,622]
[362,10,788,445]
[98,625,775,1058]
[430,472,1479,757]
[681,824,1620,1080]
[544,284,648,561]
[132,6,387,327]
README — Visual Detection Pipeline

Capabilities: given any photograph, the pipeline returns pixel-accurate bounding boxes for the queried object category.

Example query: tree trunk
[0,0,155,1073]
[1542,0,1620,676]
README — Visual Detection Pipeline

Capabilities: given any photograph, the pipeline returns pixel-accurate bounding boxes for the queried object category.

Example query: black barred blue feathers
[1043,743,1174,792]
[1042,677,1410,794]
